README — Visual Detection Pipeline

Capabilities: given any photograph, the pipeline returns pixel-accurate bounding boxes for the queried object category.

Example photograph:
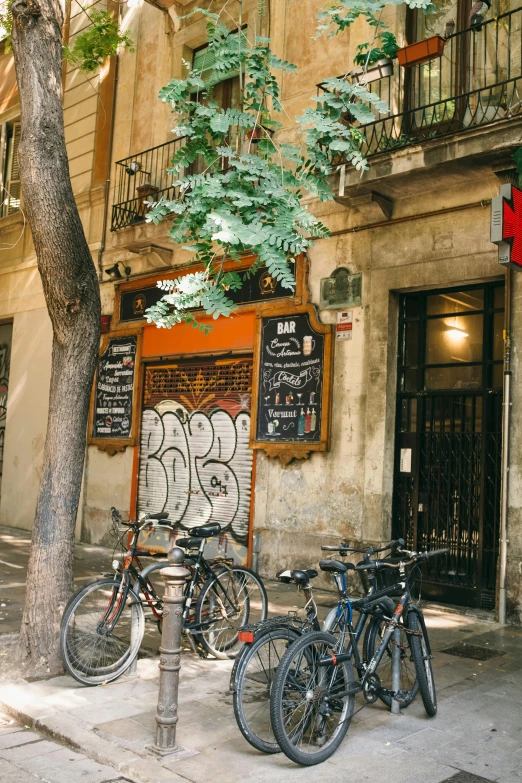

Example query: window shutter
[192,29,248,87]
[0,123,7,218]
[6,122,21,215]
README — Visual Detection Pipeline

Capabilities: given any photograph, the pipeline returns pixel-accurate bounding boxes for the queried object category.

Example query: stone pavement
[0,712,120,783]
[2,604,522,783]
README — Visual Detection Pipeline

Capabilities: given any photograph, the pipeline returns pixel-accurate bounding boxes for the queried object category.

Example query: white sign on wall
[336,310,353,341]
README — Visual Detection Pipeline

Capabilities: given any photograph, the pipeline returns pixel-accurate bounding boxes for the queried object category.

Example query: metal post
[151,547,190,756]
[390,625,401,715]
[127,601,140,678]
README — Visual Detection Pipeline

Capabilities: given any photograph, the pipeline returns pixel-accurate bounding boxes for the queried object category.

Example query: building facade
[1,0,522,619]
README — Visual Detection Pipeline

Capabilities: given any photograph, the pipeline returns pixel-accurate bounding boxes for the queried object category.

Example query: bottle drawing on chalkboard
[304,408,311,433]
[275,391,280,405]
[310,391,316,405]
[310,407,317,432]
[297,409,305,436]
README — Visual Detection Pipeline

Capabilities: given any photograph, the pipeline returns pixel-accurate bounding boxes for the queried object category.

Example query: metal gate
[137,356,254,563]
[392,283,504,608]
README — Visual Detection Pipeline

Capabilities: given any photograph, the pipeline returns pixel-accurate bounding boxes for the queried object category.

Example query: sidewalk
[2,605,522,783]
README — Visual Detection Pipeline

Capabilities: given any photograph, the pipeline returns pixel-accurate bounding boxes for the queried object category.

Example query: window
[0,121,21,218]
[191,29,247,111]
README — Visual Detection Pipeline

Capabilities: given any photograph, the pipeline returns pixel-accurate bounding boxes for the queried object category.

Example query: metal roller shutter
[137,356,254,563]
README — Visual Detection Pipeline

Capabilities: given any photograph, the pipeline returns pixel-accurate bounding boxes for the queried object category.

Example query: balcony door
[392,283,504,609]
[405,0,521,129]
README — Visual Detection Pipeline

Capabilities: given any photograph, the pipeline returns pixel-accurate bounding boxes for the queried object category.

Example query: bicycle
[231,538,418,755]
[60,508,267,685]
[269,545,449,765]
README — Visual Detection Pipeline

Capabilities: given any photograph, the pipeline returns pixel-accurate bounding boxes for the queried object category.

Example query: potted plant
[397,35,445,67]
[349,32,398,85]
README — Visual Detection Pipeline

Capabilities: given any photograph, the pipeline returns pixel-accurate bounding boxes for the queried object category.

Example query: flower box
[397,35,445,67]
[350,58,394,85]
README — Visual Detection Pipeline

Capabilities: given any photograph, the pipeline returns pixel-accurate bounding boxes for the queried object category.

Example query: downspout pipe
[97,27,120,281]
[499,266,512,625]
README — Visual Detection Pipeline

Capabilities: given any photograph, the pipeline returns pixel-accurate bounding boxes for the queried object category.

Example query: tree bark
[11,0,101,673]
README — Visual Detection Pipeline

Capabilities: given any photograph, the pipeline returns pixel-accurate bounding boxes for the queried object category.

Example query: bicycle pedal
[391,690,409,704]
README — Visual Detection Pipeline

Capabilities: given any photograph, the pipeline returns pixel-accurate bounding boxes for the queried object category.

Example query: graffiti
[137,406,252,544]
[0,342,10,476]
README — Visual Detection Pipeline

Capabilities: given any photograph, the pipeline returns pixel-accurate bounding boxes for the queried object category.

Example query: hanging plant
[63,8,134,74]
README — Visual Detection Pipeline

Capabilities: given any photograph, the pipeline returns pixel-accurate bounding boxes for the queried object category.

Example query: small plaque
[400,448,412,473]
[320,267,362,310]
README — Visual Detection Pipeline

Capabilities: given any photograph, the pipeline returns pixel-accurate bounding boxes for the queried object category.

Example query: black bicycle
[231,539,419,755]
[269,546,448,765]
[60,508,267,685]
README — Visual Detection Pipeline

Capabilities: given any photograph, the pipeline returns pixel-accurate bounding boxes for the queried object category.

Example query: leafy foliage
[353,31,399,66]
[145,0,434,330]
[63,8,133,73]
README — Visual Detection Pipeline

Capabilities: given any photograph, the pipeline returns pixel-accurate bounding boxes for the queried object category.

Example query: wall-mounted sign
[117,263,298,324]
[320,267,362,309]
[336,310,353,341]
[88,328,142,453]
[250,305,333,464]
[491,183,522,268]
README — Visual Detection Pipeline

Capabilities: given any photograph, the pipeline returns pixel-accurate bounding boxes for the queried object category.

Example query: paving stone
[0,731,42,750]
[0,739,63,762]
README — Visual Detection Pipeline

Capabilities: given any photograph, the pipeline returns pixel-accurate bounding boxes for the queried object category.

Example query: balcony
[327,5,522,163]
[111,137,188,231]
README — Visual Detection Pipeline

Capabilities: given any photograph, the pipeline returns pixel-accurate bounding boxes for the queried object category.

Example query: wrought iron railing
[324,5,522,162]
[111,137,188,231]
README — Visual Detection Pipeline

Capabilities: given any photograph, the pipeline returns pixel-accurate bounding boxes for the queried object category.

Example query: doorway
[392,282,504,608]
[136,356,254,564]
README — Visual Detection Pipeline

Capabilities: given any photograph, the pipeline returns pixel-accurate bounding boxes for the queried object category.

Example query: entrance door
[393,283,504,608]
[137,356,254,563]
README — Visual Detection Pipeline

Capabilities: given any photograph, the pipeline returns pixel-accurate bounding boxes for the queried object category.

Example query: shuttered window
[0,121,21,218]
[192,29,248,87]
[137,357,254,562]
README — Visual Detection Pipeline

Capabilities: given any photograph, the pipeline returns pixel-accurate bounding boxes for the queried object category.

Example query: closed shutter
[192,29,248,87]
[137,357,254,563]
[6,122,21,215]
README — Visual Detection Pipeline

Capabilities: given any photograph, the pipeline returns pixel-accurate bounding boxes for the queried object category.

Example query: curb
[0,679,191,783]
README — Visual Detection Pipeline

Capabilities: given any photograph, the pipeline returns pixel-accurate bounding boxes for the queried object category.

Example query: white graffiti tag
[137,407,252,543]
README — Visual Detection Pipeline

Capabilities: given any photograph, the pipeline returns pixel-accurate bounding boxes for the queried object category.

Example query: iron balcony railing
[111,137,188,231]
[326,4,522,162]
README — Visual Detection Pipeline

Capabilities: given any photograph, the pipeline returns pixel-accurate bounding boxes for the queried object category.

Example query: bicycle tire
[60,578,144,686]
[233,626,302,753]
[270,631,355,766]
[195,566,267,659]
[406,608,437,716]
[363,616,419,708]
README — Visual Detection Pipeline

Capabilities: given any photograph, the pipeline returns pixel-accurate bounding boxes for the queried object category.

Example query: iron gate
[392,283,504,608]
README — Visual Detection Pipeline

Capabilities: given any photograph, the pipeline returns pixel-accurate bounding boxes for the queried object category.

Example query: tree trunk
[11,0,101,673]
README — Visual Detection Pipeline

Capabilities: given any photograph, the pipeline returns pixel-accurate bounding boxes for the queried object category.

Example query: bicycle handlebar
[320,538,405,555]
[354,547,450,571]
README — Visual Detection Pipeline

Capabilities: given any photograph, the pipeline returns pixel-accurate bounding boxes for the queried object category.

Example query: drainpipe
[499,266,512,625]
[97,29,120,281]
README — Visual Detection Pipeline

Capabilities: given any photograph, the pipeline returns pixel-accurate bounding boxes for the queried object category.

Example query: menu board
[256,313,324,443]
[92,335,138,440]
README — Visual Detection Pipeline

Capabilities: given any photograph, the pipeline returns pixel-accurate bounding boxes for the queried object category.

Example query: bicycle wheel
[270,631,355,766]
[363,616,419,708]
[60,578,144,686]
[405,608,437,716]
[233,626,302,753]
[195,566,267,659]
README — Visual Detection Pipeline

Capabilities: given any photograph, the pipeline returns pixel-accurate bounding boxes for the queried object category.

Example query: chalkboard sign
[90,333,140,444]
[256,312,325,443]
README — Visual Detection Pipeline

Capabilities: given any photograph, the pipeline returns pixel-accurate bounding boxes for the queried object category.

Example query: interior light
[446,328,468,340]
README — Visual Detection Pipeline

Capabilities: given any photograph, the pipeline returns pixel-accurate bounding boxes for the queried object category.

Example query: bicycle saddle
[277,569,318,585]
[176,537,202,549]
[188,523,222,538]
[319,559,355,574]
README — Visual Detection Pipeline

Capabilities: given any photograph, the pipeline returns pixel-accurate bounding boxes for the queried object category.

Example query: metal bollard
[151,547,190,756]
[390,624,402,715]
